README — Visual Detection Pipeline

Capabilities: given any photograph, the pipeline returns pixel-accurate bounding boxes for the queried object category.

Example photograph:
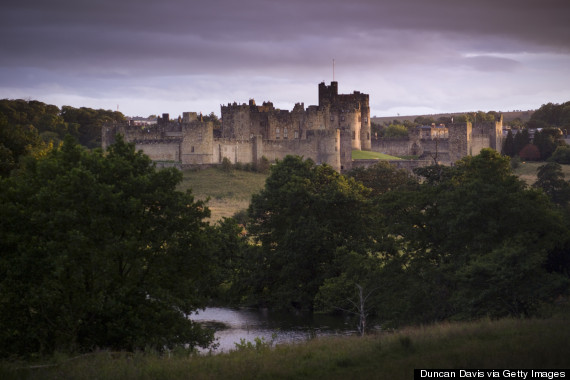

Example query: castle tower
[360,98,371,150]
[318,83,371,151]
[318,81,338,106]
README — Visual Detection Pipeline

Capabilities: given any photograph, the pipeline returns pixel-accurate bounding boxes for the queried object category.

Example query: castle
[102,81,503,172]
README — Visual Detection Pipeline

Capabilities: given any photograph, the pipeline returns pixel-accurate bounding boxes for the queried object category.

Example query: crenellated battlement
[103,81,503,173]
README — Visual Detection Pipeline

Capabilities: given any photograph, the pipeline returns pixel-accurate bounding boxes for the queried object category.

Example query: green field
[5,306,569,380]
[178,168,268,222]
[351,150,401,160]
[513,161,570,185]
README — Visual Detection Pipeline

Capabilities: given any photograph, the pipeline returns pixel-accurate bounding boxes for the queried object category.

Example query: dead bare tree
[337,284,380,336]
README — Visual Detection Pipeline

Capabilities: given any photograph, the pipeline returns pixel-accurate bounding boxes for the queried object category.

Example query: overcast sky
[1,0,569,118]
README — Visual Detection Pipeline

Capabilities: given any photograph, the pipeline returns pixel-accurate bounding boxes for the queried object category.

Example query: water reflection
[190,307,358,353]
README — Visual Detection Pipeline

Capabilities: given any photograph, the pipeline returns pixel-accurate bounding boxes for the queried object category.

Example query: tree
[245,156,372,311]
[528,101,570,129]
[513,129,530,156]
[550,145,570,164]
[0,136,214,356]
[0,113,47,177]
[414,116,435,125]
[378,149,568,321]
[518,143,541,161]
[61,106,125,148]
[346,161,417,198]
[534,162,570,208]
[533,128,565,160]
[502,130,515,157]
[382,124,409,139]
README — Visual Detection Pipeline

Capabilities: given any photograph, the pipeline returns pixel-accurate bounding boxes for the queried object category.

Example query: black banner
[414,369,568,380]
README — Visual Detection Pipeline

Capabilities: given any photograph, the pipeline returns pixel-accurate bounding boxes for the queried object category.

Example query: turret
[318,81,338,106]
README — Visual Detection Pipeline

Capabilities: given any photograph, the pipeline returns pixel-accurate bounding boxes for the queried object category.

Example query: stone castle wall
[102,82,503,173]
[368,117,502,164]
[371,138,412,156]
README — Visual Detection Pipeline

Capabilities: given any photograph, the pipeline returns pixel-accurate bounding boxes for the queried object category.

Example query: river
[190,307,361,353]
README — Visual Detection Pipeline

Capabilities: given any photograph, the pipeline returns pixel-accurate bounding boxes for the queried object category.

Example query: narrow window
[276,127,280,139]
[284,127,288,139]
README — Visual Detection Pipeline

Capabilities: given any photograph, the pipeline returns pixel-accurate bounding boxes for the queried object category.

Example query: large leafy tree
[368,150,569,325]
[0,136,214,357]
[245,156,372,311]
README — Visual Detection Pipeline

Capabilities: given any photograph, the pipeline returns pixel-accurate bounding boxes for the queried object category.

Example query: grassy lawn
[513,161,570,185]
[6,306,569,380]
[352,150,401,160]
[177,168,268,222]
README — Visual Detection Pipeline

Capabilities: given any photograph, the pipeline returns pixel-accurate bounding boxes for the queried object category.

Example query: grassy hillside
[5,307,569,379]
[178,168,268,222]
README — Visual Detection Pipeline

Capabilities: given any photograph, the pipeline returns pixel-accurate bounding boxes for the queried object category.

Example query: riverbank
[4,306,569,380]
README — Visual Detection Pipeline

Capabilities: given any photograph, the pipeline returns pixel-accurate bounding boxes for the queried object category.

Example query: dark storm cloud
[2,0,569,75]
[1,0,569,116]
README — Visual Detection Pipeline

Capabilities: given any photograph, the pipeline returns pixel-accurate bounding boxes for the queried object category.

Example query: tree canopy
[0,136,214,356]
[230,151,569,328]
[528,101,570,130]
[0,99,125,177]
[244,156,373,311]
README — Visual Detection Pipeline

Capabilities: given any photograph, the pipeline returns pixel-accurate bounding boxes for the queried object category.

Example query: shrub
[221,157,233,172]
[549,145,570,164]
[518,144,541,161]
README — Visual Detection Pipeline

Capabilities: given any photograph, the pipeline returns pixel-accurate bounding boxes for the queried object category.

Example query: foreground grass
[352,150,401,160]
[177,168,268,221]
[4,310,569,380]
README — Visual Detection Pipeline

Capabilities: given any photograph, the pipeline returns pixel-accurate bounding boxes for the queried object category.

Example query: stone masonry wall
[134,141,180,162]
[448,122,471,163]
[180,122,214,164]
[371,138,412,156]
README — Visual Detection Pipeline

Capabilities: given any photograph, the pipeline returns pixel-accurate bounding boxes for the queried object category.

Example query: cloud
[0,0,569,116]
[460,55,522,72]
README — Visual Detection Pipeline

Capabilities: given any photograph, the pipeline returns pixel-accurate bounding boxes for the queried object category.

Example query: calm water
[190,307,360,353]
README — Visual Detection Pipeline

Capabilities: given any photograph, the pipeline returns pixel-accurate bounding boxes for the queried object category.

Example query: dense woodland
[0,99,125,177]
[1,99,570,358]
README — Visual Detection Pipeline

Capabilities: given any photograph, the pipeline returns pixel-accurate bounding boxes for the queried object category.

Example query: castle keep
[102,81,371,172]
[102,81,503,172]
